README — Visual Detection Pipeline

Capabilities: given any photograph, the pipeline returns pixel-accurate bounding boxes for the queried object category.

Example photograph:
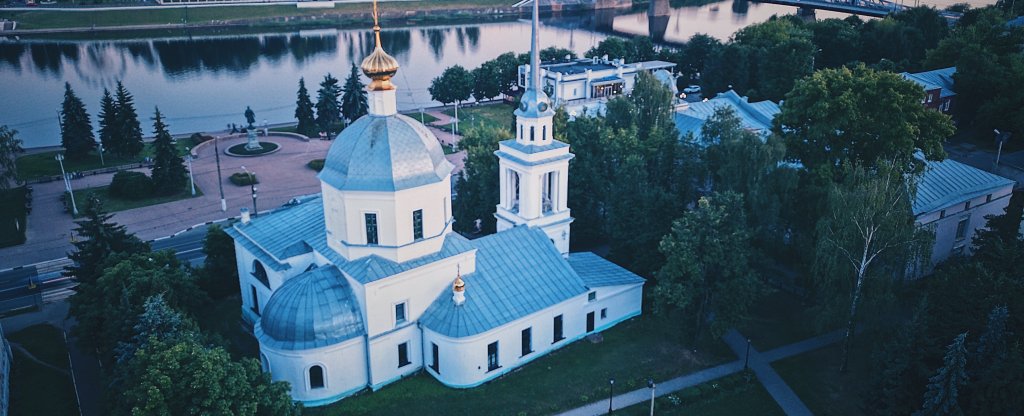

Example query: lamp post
[241,166,257,218]
[607,378,615,415]
[97,142,104,166]
[647,379,656,416]
[185,147,195,196]
[744,338,751,369]
[214,136,226,211]
[55,153,77,216]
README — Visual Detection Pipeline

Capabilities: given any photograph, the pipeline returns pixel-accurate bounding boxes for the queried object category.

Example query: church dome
[318,114,454,192]
[258,267,365,351]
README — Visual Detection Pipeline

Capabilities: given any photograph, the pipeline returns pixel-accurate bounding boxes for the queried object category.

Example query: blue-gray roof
[913,158,1015,215]
[419,226,589,338]
[499,139,569,154]
[257,266,365,350]
[674,90,779,144]
[901,67,956,99]
[318,114,454,192]
[567,252,646,287]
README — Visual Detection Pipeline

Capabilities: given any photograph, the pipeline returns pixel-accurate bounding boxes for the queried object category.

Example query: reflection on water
[0,0,997,147]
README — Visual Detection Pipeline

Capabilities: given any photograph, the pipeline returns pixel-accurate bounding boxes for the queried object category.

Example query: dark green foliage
[114,294,200,364]
[660,34,722,84]
[584,37,654,63]
[64,195,150,284]
[59,82,96,159]
[341,64,369,123]
[0,125,23,189]
[471,61,502,102]
[307,158,325,172]
[109,171,152,200]
[295,78,318,138]
[316,73,342,137]
[244,106,256,127]
[453,126,509,234]
[230,172,258,186]
[198,224,239,300]
[869,300,933,416]
[429,65,474,106]
[113,81,144,157]
[916,332,969,416]
[149,108,187,196]
[973,305,1008,376]
[97,88,118,156]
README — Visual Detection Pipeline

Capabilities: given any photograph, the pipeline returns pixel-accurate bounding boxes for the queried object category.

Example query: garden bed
[225,142,280,157]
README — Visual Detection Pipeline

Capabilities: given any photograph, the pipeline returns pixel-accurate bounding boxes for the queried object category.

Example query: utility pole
[55,153,77,216]
[214,136,226,211]
[186,147,196,196]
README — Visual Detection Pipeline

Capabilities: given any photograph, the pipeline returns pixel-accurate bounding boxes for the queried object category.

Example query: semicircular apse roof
[257,266,365,350]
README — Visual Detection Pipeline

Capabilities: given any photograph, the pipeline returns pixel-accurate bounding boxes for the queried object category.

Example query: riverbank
[0,0,618,34]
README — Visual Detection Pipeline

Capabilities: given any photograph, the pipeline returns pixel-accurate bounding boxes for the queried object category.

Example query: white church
[224,1,645,406]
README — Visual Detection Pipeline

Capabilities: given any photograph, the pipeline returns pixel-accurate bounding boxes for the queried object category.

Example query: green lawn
[73,183,201,215]
[402,112,440,125]
[0,186,28,248]
[270,124,298,134]
[618,371,784,416]
[313,313,733,416]
[772,341,873,416]
[17,137,196,181]
[442,103,515,135]
[737,290,825,351]
[8,324,80,416]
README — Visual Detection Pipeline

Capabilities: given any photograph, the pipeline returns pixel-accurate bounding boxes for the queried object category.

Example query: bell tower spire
[495,0,573,256]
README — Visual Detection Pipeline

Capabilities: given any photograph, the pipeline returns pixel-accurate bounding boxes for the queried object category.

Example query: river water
[0,0,994,148]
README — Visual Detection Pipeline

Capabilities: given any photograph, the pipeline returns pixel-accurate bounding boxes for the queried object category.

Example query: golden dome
[361,0,399,91]
[453,274,465,292]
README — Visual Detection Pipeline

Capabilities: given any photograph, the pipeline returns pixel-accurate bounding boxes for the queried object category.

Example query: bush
[229,172,258,186]
[307,159,325,172]
[109,171,152,200]
[190,133,214,144]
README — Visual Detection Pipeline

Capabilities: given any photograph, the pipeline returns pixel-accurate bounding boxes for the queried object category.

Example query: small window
[553,315,564,343]
[431,343,440,373]
[487,341,500,371]
[413,209,424,240]
[395,302,407,325]
[965,200,972,210]
[601,308,607,319]
[398,342,411,367]
[519,125,523,140]
[251,260,269,287]
[250,286,260,316]
[955,217,969,240]
[530,126,535,141]
[986,194,992,203]
[587,291,596,302]
[940,210,946,219]
[365,213,379,245]
[521,328,533,357]
[309,365,325,389]
[542,125,547,141]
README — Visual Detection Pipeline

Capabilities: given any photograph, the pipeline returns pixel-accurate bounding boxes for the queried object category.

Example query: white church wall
[917,185,1014,269]
[363,252,476,337]
[260,335,367,407]
[367,324,422,389]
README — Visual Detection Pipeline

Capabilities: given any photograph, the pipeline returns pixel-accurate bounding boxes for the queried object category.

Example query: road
[0,226,211,315]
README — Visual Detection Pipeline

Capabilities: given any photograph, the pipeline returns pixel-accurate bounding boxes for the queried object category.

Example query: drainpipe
[363,333,374,390]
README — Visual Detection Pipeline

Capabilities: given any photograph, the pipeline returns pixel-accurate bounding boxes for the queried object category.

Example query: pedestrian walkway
[556,329,845,416]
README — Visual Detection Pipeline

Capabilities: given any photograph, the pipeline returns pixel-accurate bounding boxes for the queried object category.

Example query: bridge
[755,0,904,18]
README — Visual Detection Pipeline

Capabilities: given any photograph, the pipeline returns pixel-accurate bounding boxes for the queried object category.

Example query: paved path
[556,329,845,416]
[8,341,70,375]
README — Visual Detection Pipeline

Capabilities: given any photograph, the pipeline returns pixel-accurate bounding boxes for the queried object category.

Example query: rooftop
[674,90,780,144]
[257,266,365,350]
[913,157,1015,215]
[900,67,956,99]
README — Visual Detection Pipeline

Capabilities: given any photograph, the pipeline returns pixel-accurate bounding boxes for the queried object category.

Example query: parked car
[683,85,701,94]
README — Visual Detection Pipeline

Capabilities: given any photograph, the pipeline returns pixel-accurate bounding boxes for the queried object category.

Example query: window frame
[365,212,379,245]
[552,314,564,343]
[398,342,411,368]
[487,341,500,372]
[412,209,424,240]
[308,364,326,390]
[521,327,533,357]
[394,301,408,326]
[955,216,970,241]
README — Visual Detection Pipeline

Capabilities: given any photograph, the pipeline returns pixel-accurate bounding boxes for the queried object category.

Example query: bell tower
[494,0,573,256]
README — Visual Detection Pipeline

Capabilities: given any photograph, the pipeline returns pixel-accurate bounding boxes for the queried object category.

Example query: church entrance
[586,311,595,332]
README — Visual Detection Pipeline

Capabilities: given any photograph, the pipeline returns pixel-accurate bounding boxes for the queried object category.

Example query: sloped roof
[256,266,365,350]
[901,67,956,99]
[418,226,589,338]
[674,90,780,144]
[913,158,1015,215]
[567,252,646,287]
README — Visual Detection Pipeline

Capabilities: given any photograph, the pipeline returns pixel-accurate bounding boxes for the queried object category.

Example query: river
[0,0,995,148]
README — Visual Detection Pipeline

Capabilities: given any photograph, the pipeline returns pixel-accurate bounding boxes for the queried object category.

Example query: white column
[558,165,570,211]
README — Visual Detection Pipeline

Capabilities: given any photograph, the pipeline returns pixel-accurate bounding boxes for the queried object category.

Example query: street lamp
[97,142,104,166]
[185,147,195,196]
[214,136,226,211]
[647,379,656,416]
[744,338,752,369]
[607,378,615,415]
[55,153,77,216]
[241,165,257,218]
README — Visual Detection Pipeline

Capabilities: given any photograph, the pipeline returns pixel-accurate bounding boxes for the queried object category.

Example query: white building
[225,3,644,407]
[519,56,676,115]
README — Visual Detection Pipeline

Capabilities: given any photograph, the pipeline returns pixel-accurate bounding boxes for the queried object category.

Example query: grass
[17,136,196,181]
[442,103,514,135]
[737,290,824,351]
[312,312,733,416]
[402,112,440,125]
[270,124,298,134]
[772,341,873,416]
[196,295,259,359]
[0,186,28,248]
[8,324,80,416]
[73,184,201,215]
[618,371,785,416]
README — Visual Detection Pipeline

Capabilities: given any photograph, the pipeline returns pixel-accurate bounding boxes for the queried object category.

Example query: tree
[198,224,239,299]
[115,338,300,416]
[341,63,369,123]
[0,126,24,190]
[916,332,969,416]
[428,65,473,112]
[294,78,317,138]
[244,106,256,127]
[654,192,761,342]
[114,294,199,364]
[149,108,187,195]
[807,18,861,69]
[775,65,953,176]
[490,52,524,97]
[471,60,502,102]
[113,81,144,157]
[64,195,149,284]
[316,73,342,138]
[813,161,932,372]
[869,299,933,416]
[97,88,118,156]
[453,126,510,234]
[59,82,96,159]
[973,305,1009,376]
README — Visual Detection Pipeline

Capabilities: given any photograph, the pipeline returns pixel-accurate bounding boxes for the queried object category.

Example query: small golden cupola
[452,266,466,306]
[360,0,399,92]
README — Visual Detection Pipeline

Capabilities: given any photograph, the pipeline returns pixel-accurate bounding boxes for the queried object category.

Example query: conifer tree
[97,88,118,155]
[0,126,23,190]
[113,81,144,157]
[341,63,368,123]
[59,82,96,159]
[294,78,317,138]
[64,195,150,284]
[974,305,1008,375]
[316,73,342,138]
[916,332,969,416]
[149,108,187,195]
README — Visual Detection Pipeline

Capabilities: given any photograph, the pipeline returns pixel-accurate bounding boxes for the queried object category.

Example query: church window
[365,213,379,245]
[601,308,608,319]
[553,315,564,343]
[309,365,325,389]
[521,328,533,357]
[530,126,535,141]
[251,260,269,288]
[487,342,500,371]
[413,209,424,240]
[398,342,411,367]
[251,285,260,316]
[542,125,547,141]
[587,291,596,302]
[955,217,970,241]
[965,200,971,210]
[519,124,523,140]
[542,172,555,214]
[395,302,407,325]
[431,343,440,373]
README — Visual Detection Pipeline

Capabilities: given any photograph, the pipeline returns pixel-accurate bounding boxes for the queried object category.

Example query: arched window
[309,365,325,389]
[252,260,269,287]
